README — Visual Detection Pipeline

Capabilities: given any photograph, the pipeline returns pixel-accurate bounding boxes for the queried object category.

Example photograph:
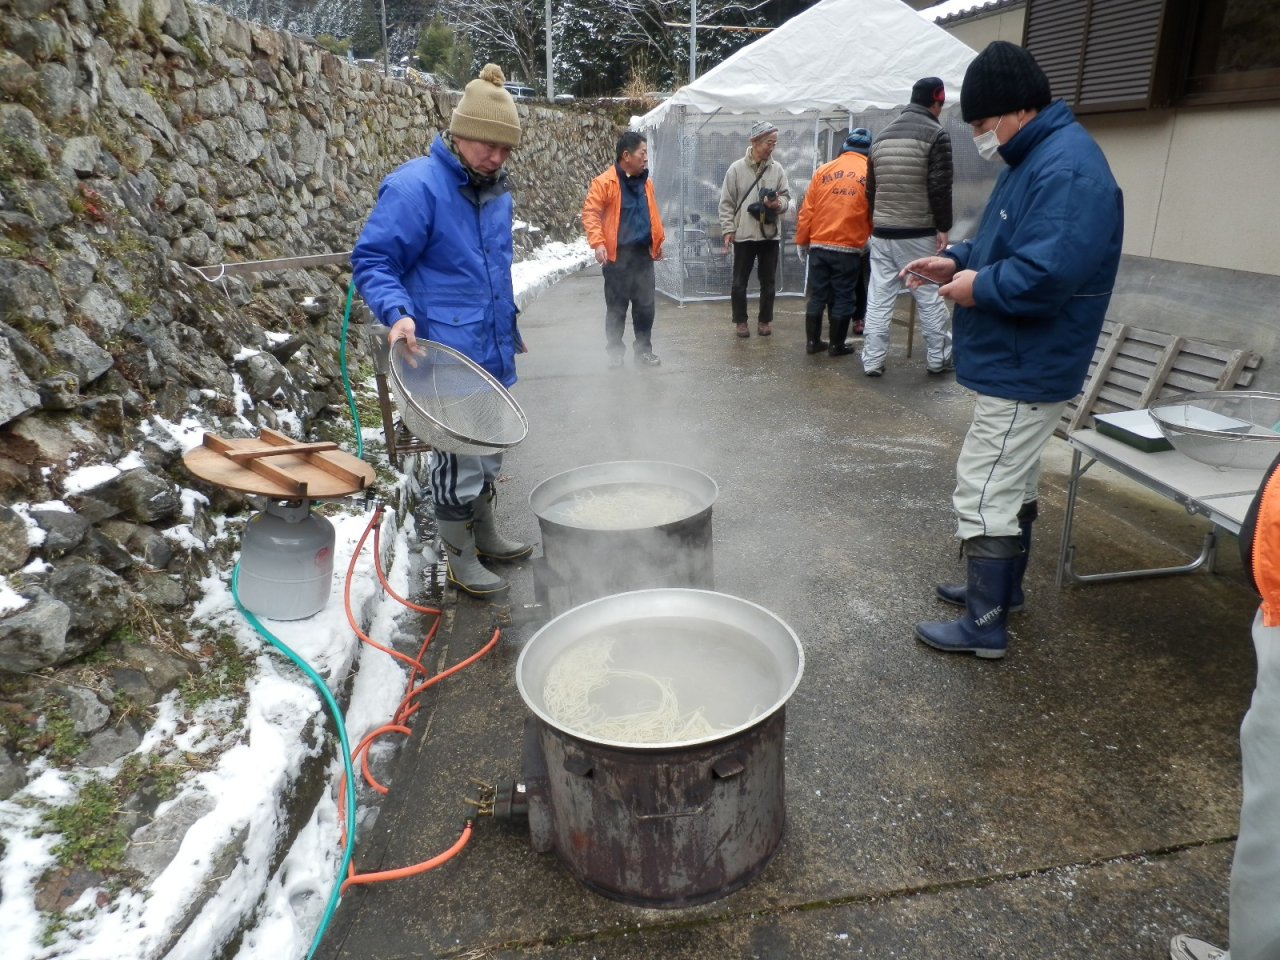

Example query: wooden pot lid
[183,428,375,499]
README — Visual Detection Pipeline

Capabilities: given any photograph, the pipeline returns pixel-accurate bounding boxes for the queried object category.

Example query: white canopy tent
[635,0,991,303]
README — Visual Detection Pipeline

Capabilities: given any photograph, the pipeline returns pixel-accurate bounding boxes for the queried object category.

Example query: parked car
[504,82,536,101]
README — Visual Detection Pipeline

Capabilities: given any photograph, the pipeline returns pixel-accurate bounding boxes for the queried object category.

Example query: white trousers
[1228,611,1280,960]
[861,235,952,371]
[953,395,1067,541]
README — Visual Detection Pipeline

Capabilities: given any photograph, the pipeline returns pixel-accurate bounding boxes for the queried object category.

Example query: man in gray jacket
[861,77,954,376]
[719,120,791,338]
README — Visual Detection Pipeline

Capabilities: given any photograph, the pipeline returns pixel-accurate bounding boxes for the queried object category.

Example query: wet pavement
[320,268,1257,959]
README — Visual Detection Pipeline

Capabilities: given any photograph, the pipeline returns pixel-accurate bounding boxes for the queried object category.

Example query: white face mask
[974,113,1025,162]
[973,125,1002,162]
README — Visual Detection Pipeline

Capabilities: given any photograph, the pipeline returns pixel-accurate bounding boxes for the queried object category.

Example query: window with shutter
[1024,0,1172,113]
[1022,0,1280,112]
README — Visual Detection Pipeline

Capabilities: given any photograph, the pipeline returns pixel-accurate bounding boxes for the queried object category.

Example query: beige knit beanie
[450,64,521,148]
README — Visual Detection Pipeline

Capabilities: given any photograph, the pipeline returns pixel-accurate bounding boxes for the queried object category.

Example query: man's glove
[796,244,809,261]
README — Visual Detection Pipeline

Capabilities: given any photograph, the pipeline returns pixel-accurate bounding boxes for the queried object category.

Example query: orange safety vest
[581,166,665,263]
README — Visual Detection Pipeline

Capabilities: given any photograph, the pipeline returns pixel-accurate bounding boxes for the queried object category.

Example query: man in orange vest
[1169,454,1280,960]
[795,129,874,356]
[581,131,666,369]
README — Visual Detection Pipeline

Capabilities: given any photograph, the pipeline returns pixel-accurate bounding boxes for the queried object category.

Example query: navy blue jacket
[351,133,520,387]
[945,99,1123,402]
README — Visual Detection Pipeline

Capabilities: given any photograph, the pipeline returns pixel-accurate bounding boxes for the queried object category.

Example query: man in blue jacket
[352,64,531,601]
[902,41,1124,658]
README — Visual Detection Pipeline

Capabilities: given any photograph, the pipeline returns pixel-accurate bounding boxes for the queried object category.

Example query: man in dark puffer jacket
[861,77,954,376]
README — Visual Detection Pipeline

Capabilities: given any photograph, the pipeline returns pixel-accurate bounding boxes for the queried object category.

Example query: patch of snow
[233,347,261,362]
[0,577,28,615]
[512,238,594,311]
[179,487,210,520]
[8,503,47,547]
[273,407,302,438]
[147,415,208,455]
[31,500,73,513]
[62,463,121,495]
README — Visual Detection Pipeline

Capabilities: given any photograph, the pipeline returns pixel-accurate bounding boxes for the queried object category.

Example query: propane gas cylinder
[237,500,335,620]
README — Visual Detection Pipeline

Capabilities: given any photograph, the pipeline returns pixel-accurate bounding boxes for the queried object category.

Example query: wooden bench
[1054,322,1264,586]
[1058,320,1262,439]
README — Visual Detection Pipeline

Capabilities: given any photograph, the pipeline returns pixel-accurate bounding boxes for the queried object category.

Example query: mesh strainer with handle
[388,340,528,456]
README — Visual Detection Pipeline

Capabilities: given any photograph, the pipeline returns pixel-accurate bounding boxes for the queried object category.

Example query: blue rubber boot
[915,554,1017,659]
[937,501,1036,611]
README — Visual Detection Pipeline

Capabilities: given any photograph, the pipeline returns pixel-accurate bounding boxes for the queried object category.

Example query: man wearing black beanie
[902,40,1124,660]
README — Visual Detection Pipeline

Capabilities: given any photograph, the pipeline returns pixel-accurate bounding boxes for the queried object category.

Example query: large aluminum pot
[528,461,717,613]
[515,589,804,906]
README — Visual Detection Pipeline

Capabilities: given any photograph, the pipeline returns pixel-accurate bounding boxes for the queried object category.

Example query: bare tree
[440,0,544,86]
[609,0,773,79]
[440,0,774,93]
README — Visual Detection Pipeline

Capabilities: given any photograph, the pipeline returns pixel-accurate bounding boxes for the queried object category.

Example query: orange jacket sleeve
[581,173,611,251]
[795,189,813,246]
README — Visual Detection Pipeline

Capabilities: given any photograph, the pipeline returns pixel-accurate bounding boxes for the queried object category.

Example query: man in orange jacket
[581,131,666,368]
[795,129,873,356]
[1168,451,1280,960]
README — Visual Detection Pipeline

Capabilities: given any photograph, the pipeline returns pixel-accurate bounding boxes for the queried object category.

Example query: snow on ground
[512,238,594,311]
[0,239,590,960]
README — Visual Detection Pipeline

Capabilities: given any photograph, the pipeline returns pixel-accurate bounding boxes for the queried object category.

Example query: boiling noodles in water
[547,483,701,530]
[542,636,722,744]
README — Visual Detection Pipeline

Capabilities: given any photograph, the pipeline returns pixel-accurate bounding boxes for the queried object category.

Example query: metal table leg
[1056,446,1220,586]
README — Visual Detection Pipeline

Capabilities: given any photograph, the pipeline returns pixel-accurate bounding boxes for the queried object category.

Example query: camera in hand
[747,187,779,225]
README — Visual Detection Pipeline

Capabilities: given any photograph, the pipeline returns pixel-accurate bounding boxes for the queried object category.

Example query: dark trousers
[730,239,779,325]
[805,247,866,324]
[603,243,655,355]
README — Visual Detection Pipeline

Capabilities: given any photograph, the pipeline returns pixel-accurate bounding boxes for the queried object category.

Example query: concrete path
[320,268,1256,960]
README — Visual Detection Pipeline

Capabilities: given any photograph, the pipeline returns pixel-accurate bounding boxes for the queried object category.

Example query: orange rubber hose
[340,824,472,894]
[373,519,441,616]
[336,504,500,888]
[344,508,430,678]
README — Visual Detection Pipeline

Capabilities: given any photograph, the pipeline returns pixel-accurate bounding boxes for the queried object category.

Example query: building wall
[944,7,1026,48]
[1081,106,1280,278]
[940,10,1278,282]
[938,6,1280,386]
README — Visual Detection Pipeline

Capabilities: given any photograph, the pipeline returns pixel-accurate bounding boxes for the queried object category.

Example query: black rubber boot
[472,482,533,561]
[805,308,828,354]
[828,315,855,356]
[915,536,1020,659]
[937,501,1037,611]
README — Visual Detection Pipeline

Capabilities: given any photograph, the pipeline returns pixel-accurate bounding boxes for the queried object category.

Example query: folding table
[1056,428,1268,586]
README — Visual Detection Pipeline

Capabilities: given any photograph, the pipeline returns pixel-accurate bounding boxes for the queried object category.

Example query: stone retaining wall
[0,0,617,676]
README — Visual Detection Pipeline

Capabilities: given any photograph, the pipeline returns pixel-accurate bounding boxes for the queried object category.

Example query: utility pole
[689,0,697,82]
[379,0,389,76]
[545,0,554,100]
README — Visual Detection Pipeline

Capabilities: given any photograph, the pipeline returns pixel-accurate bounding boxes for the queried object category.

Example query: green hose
[338,278,362,460]
[231,562,357,960]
